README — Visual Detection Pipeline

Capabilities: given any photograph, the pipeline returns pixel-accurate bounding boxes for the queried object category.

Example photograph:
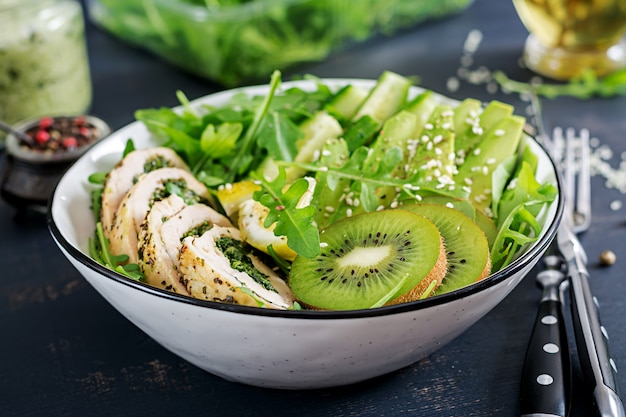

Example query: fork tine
[564,128,576,219]
[575,128,591,233]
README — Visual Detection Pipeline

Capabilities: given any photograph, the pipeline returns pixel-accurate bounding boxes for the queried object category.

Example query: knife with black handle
[520,255,571,417]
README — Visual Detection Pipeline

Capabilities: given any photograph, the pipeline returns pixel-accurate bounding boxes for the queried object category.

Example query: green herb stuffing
[181,221,213,240]
[215,237,276,292]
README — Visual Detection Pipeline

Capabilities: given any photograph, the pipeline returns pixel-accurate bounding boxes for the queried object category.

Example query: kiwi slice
[289,210,445,310]
[401,203,491,295]
[413,195,476,219]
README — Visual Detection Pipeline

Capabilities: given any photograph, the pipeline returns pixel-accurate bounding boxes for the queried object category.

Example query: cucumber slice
[456,115,525,211]
[325,84,369,121]
[352,71,412,126]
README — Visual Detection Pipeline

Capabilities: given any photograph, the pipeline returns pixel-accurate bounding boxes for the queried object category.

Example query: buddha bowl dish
[48,74,562,389]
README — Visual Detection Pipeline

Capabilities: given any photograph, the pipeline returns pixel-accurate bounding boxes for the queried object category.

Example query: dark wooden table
[2,0,625,415]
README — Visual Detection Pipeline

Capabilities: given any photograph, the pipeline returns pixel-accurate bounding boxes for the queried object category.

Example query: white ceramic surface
[48,79,563,389]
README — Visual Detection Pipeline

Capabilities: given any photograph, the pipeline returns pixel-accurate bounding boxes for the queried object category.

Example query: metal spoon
[0,119,34,146]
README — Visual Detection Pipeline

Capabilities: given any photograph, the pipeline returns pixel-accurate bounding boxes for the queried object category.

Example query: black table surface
[2,0,626,416]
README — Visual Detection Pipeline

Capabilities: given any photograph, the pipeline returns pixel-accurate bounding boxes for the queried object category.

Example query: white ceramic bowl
[48,79,563,389]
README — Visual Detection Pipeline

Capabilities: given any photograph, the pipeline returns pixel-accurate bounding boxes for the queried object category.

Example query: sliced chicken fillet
[101,147,188,235]
[138,194,232,294]
[178,226,294,310]
[109,167,209,264]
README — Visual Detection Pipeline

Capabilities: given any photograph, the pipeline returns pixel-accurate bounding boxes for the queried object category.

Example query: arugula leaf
[490,203,543,271]
[89,222,145,281]
[252,168,320,258]
[256,111,301,162]
[200,122,241,158]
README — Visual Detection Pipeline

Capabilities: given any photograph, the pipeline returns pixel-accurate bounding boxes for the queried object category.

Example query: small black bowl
[1,115,110,213]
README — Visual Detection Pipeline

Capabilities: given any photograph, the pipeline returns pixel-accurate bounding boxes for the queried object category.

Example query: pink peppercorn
[35,129,50,144]
[62,136,78,149]
[38,117,53,129]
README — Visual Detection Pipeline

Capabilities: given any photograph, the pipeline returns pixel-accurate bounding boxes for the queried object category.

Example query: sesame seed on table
[1,0,625,416]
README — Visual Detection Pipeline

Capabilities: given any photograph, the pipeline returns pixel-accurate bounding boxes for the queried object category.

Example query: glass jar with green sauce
[0,0,92,138]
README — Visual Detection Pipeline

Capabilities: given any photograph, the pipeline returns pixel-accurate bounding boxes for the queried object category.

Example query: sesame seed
[495,129,505,136]
[446,202,454,208]
[320,242,329,248]
[424,123,434,130]
[473,148,481,155]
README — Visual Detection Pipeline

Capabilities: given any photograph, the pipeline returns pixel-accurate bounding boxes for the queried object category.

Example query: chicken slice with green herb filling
[178,226,295,309]
[101,147,188,237]
[138,194,232,294]
[109,167,210,264]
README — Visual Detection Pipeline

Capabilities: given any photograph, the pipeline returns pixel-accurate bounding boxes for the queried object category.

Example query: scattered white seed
[446,202,454,208]
[486,82,499,95]
[495,129,506,137]
[447,77,460,92]
[320,242,329,248]
[473,148,481,155]
[463,29,483,54]
[610,200,622,211]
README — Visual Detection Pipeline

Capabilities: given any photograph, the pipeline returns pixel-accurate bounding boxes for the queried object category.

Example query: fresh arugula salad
[88,71,557,310]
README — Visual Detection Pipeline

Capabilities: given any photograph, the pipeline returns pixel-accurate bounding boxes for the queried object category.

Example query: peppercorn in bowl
[47,76,563,389]
[1,115,110,211]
